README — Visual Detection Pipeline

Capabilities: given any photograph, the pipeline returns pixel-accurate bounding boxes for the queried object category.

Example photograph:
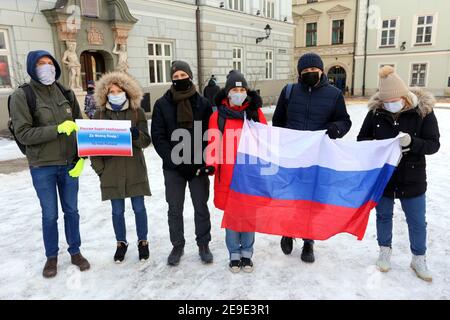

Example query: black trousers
[163,170,212,247]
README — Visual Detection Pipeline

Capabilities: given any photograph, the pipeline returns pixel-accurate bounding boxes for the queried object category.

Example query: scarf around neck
[171,84,197,129]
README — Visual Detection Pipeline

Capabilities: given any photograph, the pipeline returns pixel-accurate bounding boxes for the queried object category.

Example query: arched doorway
[327,66,347,92]
[80,51,106,90]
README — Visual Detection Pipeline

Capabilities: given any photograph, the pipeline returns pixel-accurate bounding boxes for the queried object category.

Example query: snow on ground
[0,105,449,300]
[0,138,25,161]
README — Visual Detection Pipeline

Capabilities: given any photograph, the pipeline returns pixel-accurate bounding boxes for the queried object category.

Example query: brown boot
[71,253,91,271]
[43,257,58,278]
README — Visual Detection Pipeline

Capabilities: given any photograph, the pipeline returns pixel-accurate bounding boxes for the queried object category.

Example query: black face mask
[172,78,192,91]
[300,72,320,87]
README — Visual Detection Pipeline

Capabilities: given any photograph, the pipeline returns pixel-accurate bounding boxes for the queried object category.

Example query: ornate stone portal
[42,0,138,90]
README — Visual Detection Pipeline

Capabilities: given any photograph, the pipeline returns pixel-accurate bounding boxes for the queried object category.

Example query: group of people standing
[9,49,439,283]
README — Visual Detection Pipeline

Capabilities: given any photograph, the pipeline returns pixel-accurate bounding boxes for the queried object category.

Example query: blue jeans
[111,196,148,243]
[30,165,81,258]
[225,229,255,261]
[375,194,427,255]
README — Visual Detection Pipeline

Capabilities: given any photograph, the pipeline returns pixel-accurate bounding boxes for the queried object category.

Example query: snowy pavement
[0,138,25,161]
[0,105,449,300]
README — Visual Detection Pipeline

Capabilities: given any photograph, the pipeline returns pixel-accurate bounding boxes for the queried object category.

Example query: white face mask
[36,64,56,85]
[108,92,127,106]
[383,100,404,113]
[228,92,247,107]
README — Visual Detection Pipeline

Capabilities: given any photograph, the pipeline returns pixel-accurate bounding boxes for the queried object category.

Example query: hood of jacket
[26,50,61,83]
[368,87,435,118]
[95,71,143,110]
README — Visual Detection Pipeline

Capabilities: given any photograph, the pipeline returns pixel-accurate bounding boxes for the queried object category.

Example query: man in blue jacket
[273,52,352,263]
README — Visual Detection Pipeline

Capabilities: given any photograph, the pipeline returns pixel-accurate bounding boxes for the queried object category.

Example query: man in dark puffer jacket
[273,52,352,264]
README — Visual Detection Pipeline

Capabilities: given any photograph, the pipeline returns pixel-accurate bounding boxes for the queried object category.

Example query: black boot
[138,240,149,261]
[280,236,294,255]
[114,241,128,263]
[301,241,315,263]
[199,244,213,264]
[241,257,254,273]
[168,245,184,266]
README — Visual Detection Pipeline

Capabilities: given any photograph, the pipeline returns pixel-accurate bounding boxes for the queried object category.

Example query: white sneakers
[376,246,392,272]
[376,246,433,282]
[411,255,433,282]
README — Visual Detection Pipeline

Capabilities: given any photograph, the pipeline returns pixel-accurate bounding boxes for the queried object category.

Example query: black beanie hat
[171,60,193,79]
[297,52,324,73]
[224,70,248,94]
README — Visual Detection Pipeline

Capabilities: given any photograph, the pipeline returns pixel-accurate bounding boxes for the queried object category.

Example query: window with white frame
[415,15,434,45]
[265,50,273,80]
[232,47,243,72]
[306,22,317,47]
[148,41,172,84]
[263,1,275,19]
[331,19,344,45]
[380,19,396,47]
[0,29,12,89]
[228,0,244,12]
[410,63,427,87]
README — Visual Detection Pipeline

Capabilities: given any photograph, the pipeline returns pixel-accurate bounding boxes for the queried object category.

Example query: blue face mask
[108,92,127,107]
[228,92,247,107]
[383,100,404,113]
[36,64,56,85]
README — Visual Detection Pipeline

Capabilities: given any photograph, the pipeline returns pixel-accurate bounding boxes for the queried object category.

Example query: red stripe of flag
[223,190,376,240]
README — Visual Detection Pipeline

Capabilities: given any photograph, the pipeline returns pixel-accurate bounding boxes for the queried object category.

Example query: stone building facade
[0,0,295,131]
[293,0,358,94]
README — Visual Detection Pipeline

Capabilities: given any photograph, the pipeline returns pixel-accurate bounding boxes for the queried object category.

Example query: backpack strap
[285,83,294,101]
[284,83,295,119]
[217,113,226,135]
[20,84,38,126]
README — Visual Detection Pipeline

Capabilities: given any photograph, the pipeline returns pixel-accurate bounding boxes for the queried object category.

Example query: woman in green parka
[90,71,151,263]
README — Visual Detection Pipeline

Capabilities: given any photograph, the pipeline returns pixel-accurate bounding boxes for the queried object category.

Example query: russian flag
[223,120,402,240]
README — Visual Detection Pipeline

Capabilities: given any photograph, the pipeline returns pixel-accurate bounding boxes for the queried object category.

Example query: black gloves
[130,127,139,140]
[196,166,216,177]
[177,164,200,181]
[326,124,340,140]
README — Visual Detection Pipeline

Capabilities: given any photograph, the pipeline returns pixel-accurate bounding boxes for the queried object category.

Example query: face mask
[383,100,404,113]
[228,92,247,107]
[300,72,320,87]
[36,64,56,85]
[108,92,127,106]
[172,78,192,91]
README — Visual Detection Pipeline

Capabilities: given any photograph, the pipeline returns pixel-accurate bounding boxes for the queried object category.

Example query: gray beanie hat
[171,60,193,79]
[225,70,248,94]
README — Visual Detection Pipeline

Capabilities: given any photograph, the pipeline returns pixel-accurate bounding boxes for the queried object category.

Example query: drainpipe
[351,0,359,96]
[196,0,203,92]
[362,0,370,96]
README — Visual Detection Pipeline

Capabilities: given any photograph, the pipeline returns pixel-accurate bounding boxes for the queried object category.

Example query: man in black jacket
[203,75,220,106]
[151,61,214,266]
[273,52,352,263]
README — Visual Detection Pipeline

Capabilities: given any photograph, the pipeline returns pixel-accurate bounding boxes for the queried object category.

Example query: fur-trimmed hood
[94,71,143,110]
[214,88,262,110]
[368,87,435,118]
